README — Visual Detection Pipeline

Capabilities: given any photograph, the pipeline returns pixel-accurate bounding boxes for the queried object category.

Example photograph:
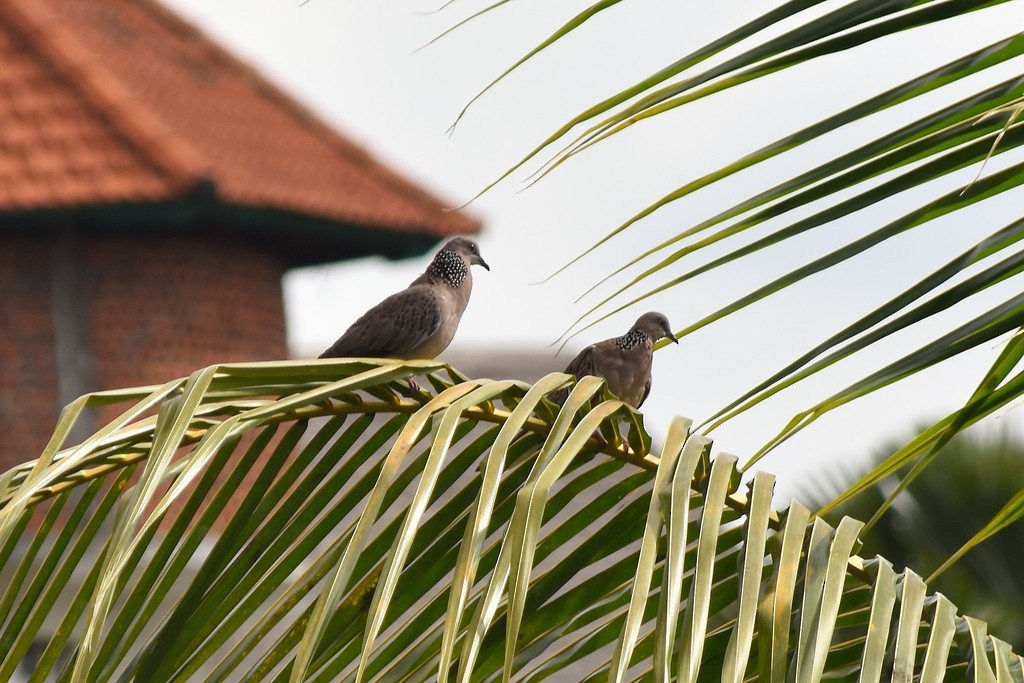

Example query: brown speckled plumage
[319,237,489,360]
[553,311,677,408]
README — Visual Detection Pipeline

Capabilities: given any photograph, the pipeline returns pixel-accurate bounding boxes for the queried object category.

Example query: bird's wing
[563,344,601,380]
[637,377,652,409]
[549,344,601,405]
[319,286,443,359]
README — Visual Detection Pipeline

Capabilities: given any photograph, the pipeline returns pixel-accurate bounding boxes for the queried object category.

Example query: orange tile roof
[0,0,477,262]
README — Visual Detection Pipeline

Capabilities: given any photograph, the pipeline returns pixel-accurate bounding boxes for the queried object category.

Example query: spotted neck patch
[615,328,649,351]
[428,248,468,287]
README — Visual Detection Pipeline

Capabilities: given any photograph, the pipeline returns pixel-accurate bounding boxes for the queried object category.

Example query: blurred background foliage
[804,422,1024,650]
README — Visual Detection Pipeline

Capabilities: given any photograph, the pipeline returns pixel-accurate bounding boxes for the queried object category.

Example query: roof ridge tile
[135,0,459,214]
[1,0,211,194]
[0,0,479,261]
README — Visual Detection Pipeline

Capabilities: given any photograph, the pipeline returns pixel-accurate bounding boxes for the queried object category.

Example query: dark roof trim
[0,201,448,267]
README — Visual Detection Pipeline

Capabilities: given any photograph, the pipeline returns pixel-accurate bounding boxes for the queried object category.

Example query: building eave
[0,200,461,267]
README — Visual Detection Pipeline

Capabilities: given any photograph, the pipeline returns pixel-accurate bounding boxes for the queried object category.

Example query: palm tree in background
[3,2,1024,680]
[804,424,1024,650]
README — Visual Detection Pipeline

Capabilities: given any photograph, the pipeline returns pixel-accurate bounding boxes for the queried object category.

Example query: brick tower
[0,0,478,467]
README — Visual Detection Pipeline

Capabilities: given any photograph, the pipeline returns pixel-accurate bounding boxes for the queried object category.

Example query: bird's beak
[476,256,491,271]
[665,328,679,344]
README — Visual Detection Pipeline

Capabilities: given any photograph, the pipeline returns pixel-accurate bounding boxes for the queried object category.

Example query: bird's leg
[388,375,426,399]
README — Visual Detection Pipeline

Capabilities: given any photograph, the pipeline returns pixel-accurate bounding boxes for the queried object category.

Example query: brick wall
[0,234,59,467]
[83,234,287,391]
[0,231,289,472]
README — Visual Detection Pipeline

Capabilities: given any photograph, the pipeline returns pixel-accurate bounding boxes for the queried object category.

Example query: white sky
[160,0,1024,497]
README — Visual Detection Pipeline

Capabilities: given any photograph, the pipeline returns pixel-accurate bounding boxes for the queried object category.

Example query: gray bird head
[633,311,678,344]
[443,237,490,271]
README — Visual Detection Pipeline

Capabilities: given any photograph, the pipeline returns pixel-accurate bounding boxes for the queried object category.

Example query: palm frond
[0,361,1019,680]
[447,1,1024,471]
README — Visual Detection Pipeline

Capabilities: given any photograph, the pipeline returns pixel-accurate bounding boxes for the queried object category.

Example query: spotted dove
[552,311,678,408]
[319,237,489,360]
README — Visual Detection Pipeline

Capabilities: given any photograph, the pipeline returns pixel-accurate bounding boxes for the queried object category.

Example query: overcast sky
[159,0,1024,496]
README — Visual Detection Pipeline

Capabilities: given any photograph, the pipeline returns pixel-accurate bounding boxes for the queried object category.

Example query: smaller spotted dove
[552,311,678,408]
[319,237,489,360]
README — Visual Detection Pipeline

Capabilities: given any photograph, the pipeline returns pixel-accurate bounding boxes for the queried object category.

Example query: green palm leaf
[447,0,1024,477]
[1,361,1020,680]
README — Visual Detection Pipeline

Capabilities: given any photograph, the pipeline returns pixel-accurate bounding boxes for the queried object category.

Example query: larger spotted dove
[320,237,489,360]
[552,311,678,408]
